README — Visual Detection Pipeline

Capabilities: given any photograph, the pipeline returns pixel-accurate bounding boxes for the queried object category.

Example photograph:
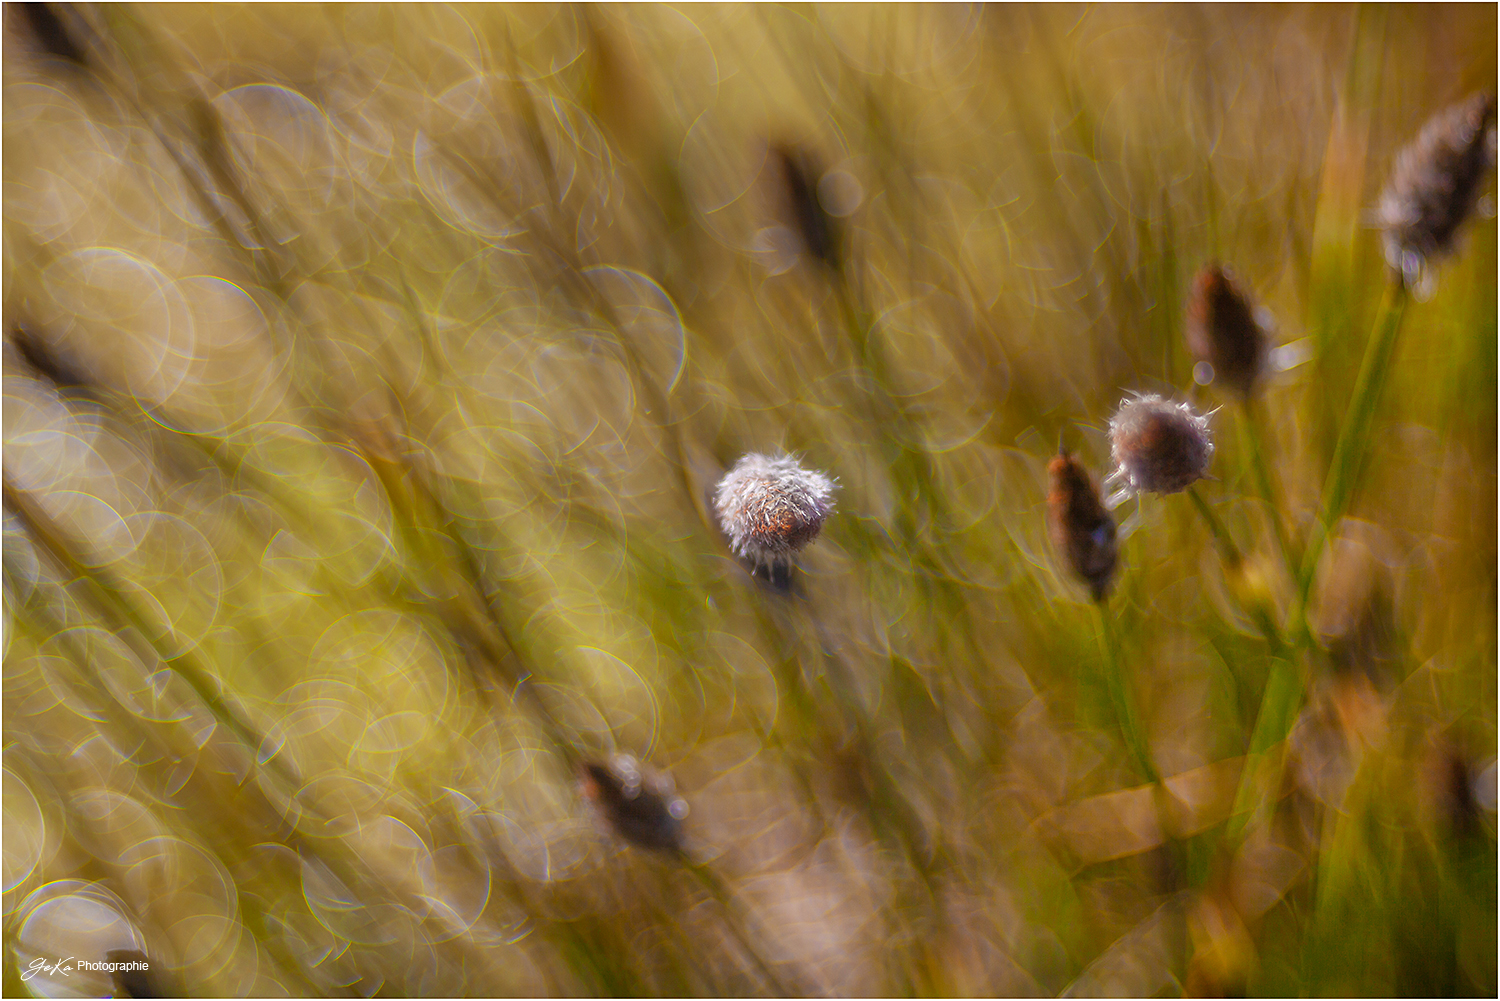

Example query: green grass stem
[1224,654,1301,844]
[1095,601,1158,785]
[1224,275,1410,850]
[1188,484,1288,655]
[1294,277,1410,640]
[1238,398,1299,580]
[1188,479,1304,846]
[1187,484,1241,566]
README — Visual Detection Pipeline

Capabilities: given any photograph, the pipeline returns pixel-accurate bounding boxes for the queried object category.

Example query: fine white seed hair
[1107,394,1215,496]
[713,453,837,568]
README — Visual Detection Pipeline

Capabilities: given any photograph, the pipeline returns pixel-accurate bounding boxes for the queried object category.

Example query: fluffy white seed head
[713,453,836,568]
[1107,394,1215,496]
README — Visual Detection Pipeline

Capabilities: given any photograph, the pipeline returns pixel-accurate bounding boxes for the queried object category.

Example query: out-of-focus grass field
[2,4,1495,997]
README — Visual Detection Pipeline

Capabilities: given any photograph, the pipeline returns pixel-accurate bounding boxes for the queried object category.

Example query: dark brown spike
[18,3,87,65]
[10,323,91,389]
[581,757,686,853]
[105,950,184,998]
[771,143,841,272]
[1185,263,1266,397]
[1379,92,1497,278]
[1047,449,1118,601]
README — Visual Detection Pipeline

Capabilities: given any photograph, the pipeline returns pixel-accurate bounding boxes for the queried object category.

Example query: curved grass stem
[1187,484,1241,566]
[1238,398,1299,579]
[1188,485,1288,654]
[1095,601,1159,785]
[1223,280,1408,849]
[1293,277,1410,642]
[1185,479,1302,842]
[1225,654,1301,844]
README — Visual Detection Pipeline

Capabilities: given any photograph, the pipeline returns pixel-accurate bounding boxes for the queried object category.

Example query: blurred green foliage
[2,4,1495,997]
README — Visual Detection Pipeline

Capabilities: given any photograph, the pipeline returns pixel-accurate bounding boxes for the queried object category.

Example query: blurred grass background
[2,3,1495,996]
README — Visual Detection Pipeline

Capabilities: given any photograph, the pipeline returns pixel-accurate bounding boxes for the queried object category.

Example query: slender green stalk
[1222,278,1410,863]
[1187,484,1241,566]
[830,265,958,546]
[1224,654,1301,844]
[1188,485,1288,654]
[1095,602,1158,785]
[1227,278,1410,851]
[1187,481,1302,845]
[1238,398,1299,579]
[1293,278,1410,640]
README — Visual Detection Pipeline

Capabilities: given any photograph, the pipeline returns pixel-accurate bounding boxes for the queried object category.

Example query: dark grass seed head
[1108,395,1215,496]
[1414,731,1490,843]
[105,950,183,999]
[1048,447,1118,601]
[1185,264,1266,398]
[581,755,688,853]
[714,453,836,570]
[1379,91,1497,284]
[771,143,842,272]
[17,3,88,66]
[10,323,92,389]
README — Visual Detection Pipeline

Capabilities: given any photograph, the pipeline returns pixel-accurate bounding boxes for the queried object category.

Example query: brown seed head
[10,323,91,389]
[1047,448,1118,601]
[1185,264,1266,398]
[16,3,87,65]
[1312,531,1399,684]
[1378,92,1497,282]
[771,143,841,272]
[1184,891,1255,999]
[1108,395,1214,496]
[714,453,836,569]
[581,754,688,853]
[1418,735,1487,842]
[105,950,182,999]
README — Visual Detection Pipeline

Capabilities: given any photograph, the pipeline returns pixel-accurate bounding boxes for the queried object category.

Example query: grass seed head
[105,950,179,999]
[581,755,688,853]
[1047,447,1118,601]
[714,453,836,569]
[1185,263,1267,398]
[1378,91,1497,284]
[1312,533,1399,684]
[10,323,92,389]
[1419,738,1485,841]
[772,143,842,272]
[1108,395,1215,496]
[16,3,88,66]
